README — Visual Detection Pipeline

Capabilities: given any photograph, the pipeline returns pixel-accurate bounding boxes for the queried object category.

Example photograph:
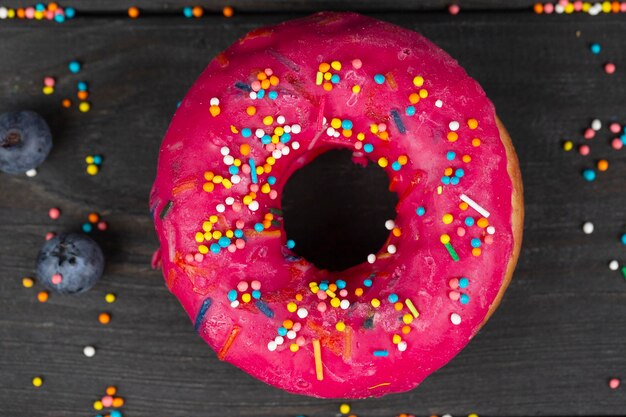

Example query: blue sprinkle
[65,7,76,18]
[459,277,469,288]
[460,294,470,304]
[319,282,329,291]
[280,132,291,143]
[416,206,426,216]
[218,237,231,248]
[335,279,346,289]
[254,223,264,232]
[93,155,103,165]
[330,74,340,84]
[228,165,239,175]
[227,289,238,302]
[341,119,353,130]
[68,61,81,74]
[455,168,465,178]
[77,81,88,91]
[286,239,295,249]
[590,43,601,54]
[363,279,373,287]
[363,143,374,153]
[249,159,258,183]
[235,82,253,92]
[257,89,265,99]
[241,128,252,138]
[35,3,45,11]
[176,101,181,108]
[450,176,460,185]
[390,109,406,134]
[183,6,193,17]
[267,176,277,185]
[471,238,481,248]
[278,327,288,336]
[391,161,402,171]
[374,74,385,84]
[373,350,389,357]
[465,217,475,227]
[210,243,221,253]
[621,233,626,245]
[110,411,122,417]
[441,176,451,185]
[621,134,626,145]
[252,290,261,299]
[446,151,456,160]
[406,105,416,116]
[261,135,272,145]
[234,229,243,238]
[268,91,278,100]
[54,14,65,22]
[194,297,212,332]
[582,169,596,181]
[388,293,399,303]
[82,223,92,233]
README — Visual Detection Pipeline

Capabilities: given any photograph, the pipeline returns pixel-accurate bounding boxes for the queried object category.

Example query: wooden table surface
[1,1,625,416]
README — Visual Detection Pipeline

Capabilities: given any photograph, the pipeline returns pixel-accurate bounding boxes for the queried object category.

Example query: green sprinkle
[160,200,173,219]
[622,267,626,280]
[271,220,282,227]
[444,242,459,262]
[269,207,283,216]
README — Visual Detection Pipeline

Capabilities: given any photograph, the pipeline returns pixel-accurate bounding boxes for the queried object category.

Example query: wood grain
[0,9,625,417]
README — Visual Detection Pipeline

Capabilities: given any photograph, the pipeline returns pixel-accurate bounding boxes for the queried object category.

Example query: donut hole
[281,149,398,272]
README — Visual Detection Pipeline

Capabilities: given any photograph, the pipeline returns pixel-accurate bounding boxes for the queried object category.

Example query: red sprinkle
[578,144,590,156]
[609,378,620,389]
[51,273,63,285]
[612,138,623,150]
[610,122,621,133]
[448,4,460,14]
[48,207,61,220]
[45,232,56,240]
[605,62,616,74]
[583,128,595,139]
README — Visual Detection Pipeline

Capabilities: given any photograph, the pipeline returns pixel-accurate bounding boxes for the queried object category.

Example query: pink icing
[150,12,517,398]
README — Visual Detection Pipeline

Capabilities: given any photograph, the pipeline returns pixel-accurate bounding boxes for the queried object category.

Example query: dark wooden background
[1,1,626,416]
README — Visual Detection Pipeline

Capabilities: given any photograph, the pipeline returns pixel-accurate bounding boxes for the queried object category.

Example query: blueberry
[0,111,52,174]
[36,233,104,294]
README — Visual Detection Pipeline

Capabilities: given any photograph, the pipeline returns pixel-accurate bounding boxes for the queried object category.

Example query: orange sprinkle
[246,106,256,116]
[88,212,100,223]
[112,397,124,407]
[597,159,609,171]
[408,93,420,104]
[240,143,250,156]
[105,386,117,396]
[462,154,472,163]
[472,248,482,257]
[222,6,234,17]
[447,132,458,142]
[192,6,203,17]
[318,62,330,73]
[459,201,469,210]
[472,138,481,147]
[37,291,49,303]
[477,217,489,228]
[218,325,241,360]
[127,6,139,18]
[98,312,111,325]
[48,3,58,11]
[467,118,478,129]
[313,339,324,381]
[533,2,543,13]
[61,99,72,108]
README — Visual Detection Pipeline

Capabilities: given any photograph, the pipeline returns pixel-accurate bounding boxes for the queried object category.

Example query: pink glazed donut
[150,12,523,398]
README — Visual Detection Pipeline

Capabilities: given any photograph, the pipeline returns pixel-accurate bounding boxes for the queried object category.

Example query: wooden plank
[0,11,625,417]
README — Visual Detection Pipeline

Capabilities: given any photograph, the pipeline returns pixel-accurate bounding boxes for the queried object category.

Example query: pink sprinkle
[264,68,273,76]
[292,322,302,331]
[250,81,261,92]
[544,3,554,13]
[101,396,113,407]
[235,220,245,229]
[558,0,568,5]
[45,10,54,19]
[612,138,623,149]
[275,142,285,150]
[194,253,203,262]
[97,221,108,231]
[45,232,55,241]
[605,62,616,74]
[448,291,460,301]
[232,202,242,212]
[296,336,306,346]
[241,164,250,174]
[378,123,387,132]
[351,59,362,69]
[317,302,327,312]
[265,144,276,152]
[448,4,460,15]
[449,278,460,289]
[25,7,35,18]
[184,253,194,263]
[251,280,261,290]
[269,190,278,200]
[317,291,328,300]
[227,244,236,253]
[44,77,55,87]
[579,144,590,156]
[48,207,61,220]
[51,273,63,285]
[457,227,466,237]
[237,281,248,292]
[574,1,583,11]
[610,123,621,133]
[583,128,595,139]
[621,2,626,12]
[485,235,494,245]
[609,378,620,389]
[235,239,245,249]
[354,142,363,150]
[339,289,348,297]
[249,184,259,193]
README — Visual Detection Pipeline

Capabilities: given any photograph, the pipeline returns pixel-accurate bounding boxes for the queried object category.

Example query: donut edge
[476,115,524,331]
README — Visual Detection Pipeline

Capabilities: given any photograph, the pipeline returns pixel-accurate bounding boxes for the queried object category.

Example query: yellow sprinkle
[405,298,420,318]
[467,118,478,129]
[105,293,116,303]
[392,334,402,344]
[274,126,284,136]
[437,186,443,194]
[202,221,213,232]
[352,85,361,93]
[403,313,414,324]
[32,376,43,387]
[370,124,379,134]
[315,71,324,85]
[86,164,99,175]
[323,72,332,81]
[195,232,205,243]
[413,75,424,87]
[93,400,103,410]
[440,234,450,244]
[209,215,218,223]
[289,343,299,352]
[263,116,273,125]
[198,245,208,254]
[42,86,54,95]
[563,140,573,151]
[442,213,453,224]
[357,132,365,141]
[418,89,428,98]
[85,155,94,164]
[331,118,342,129]
[330,60,342,71]
[225,230,234,238]
[371,298,381,308]
[336,321,346,332]
[330,297,340,308]
[377,157,388,168]
[22,277,34,288]
[339,403,351,414]
[287,302,297,313]
[212,231,222,239]
[78,101,90,113]
[241,293,251,303]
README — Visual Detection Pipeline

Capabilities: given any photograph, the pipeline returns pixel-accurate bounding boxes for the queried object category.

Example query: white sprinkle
[450,313,462,325]
[460,194,491,218]
[281,146,290,156]
[216,204,225,213]
[397,341,407,352]
[367,254,376,264]
[275,336,284,345]
[291,141,300,150]
[387,244,397,254]
[248,201,259,211]
[210,97,219,106]
[384,219,395,230]
[340,299,350,310]
[267,341,277,351]
[333,131,340,138]
[249,91,257,100]
[283,125,292,133]
[230,300,240,308]
[449,121,460,131]
[25,168,37,177]
[297,308,308,318]
[231,175,241,184]
[555,3,564,13]
[287,330,297,340]
[223,155,234,165]
[487,226,496,235]
[322,117,328,125]
[292,124,302,134]
[225,197,235,205]
[435,100,443,108]
[272,149,282,159]
[83,345,96,357]
[582,221,594,234]
[220,146,230,156]
[609,260,620,271]
[276,115,286,125]
[326,127,336,136]
[255,128,265,138]
[442,414,453,417]
[591,119,602,131]
[0,7,7,19]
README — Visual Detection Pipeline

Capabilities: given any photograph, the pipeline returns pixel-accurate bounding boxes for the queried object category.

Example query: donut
[150,12,523,398]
